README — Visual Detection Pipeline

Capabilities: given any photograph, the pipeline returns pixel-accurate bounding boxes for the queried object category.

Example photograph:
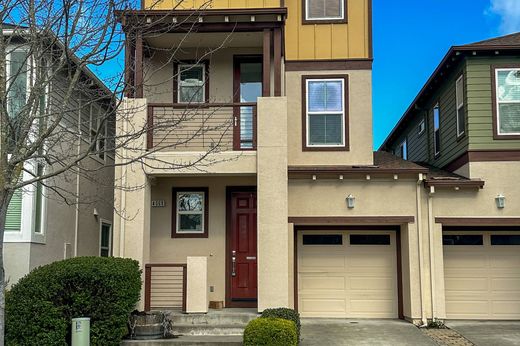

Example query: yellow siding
[144,0,371,61]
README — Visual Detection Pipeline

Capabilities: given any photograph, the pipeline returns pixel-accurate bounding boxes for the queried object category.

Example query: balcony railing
[147,103,257,152]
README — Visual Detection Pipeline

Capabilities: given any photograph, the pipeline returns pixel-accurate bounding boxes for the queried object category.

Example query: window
[491,235,520,246]
[7,50,28,149]
[456,75,465,137]
[89,105,108,161]
[5,189,23,233]
[99,222,112,257]
[433,103,441,156]
[494,68,520,136]
[350,234,391,245]
[33,163,45,234]
[303,234,342,245]
[178,64,205,103]
[304,76,347,149]
[418,119,425,136]
[172,187,209,238]
[304,0,346,22]
[398,139,407,160]
[443,235,483,246]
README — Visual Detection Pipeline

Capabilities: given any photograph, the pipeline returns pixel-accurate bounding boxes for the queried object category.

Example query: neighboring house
[114,1,520,324]
[3,24,116,286]
[380,33,520,320]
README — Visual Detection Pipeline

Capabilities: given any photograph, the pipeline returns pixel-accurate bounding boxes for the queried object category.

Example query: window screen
[303,234,342,245]
[350,234,391,245]
[443,235,483,246]
[306,0,344,20]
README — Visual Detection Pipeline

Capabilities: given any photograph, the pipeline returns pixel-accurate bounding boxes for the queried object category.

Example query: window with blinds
[305,78,345,147]
[305,0,345,21]
[495,68,520,135]
[5,189,23,232]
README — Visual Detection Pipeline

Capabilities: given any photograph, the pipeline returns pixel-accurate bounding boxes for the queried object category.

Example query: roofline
[288,165,429,175]
[379,45,520,151]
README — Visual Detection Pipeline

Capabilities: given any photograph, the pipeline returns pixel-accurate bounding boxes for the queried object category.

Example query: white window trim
[495,68,520,136]
[418,119,425,136]
[433,103,440,156]
[177,63,206,104]
[175,191,205,234]
[99,219,113,257]
[456,75,465,137]
[305,78,346,148]
[305,0,345,21]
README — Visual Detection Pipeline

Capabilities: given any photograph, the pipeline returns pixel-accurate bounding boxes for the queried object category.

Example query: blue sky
[372,0,520,148]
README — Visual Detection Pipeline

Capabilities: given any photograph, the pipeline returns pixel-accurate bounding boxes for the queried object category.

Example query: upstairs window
[433,103,441,157]
[304,76,348,149]
[456,75,465,137]
[7,50,28,149]
[494,68,520,136]
[304,0,346,22]
[398,138,407,160]
[418,119,425,136]
[178,64,205,103]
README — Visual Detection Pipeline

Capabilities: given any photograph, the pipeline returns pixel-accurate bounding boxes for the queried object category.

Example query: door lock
[232,250,236,277]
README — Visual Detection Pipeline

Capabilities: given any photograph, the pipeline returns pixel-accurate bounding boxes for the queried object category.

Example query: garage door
[297,230,398,318]
[444,231,520,319]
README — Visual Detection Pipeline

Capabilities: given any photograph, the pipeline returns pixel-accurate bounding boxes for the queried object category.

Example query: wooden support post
[273,28,282,97]
[124,36,134,98]
[135,32,144,98]
[263,29,271,97]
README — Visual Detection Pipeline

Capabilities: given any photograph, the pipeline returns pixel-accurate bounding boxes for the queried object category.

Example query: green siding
[466,56,520,150]
[5,189,22,232]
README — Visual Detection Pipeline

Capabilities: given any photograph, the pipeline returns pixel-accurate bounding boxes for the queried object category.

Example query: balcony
[147,102,257,151]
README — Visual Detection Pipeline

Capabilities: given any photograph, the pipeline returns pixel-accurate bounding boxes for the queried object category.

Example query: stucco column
[113,98,151,309]
[256,97,289,311]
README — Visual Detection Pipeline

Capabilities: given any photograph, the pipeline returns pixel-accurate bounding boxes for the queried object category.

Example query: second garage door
[444,231,520,320]
[297,230,398,318]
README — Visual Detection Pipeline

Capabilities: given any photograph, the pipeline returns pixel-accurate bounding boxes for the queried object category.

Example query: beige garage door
[297,230,398,318]
[444,231,520,319]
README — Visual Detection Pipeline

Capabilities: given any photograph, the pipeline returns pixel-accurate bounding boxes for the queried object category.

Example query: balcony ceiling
[145,32,263,49]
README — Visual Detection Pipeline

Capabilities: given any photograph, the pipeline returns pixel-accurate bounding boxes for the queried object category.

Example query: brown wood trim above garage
[289,216,415,225]
[285,59,373,71]
[435,217,520,226]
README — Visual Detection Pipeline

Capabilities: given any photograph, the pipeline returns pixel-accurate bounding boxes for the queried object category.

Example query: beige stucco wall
[285,69,374,166]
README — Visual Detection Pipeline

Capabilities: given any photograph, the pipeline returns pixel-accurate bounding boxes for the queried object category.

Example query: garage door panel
[444,231,520,320]
[300,275,346,290]
[298,230,398,318]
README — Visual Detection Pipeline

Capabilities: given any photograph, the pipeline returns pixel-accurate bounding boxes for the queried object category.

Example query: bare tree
[0,0,238,342]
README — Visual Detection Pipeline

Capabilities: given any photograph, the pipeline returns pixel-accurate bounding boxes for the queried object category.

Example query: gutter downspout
[74,97,82,257]
[416,173,428,327]
[427,185,437,321]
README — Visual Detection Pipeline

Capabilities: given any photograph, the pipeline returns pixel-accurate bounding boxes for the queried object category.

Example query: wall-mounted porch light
[496,194,506,209]
[346,194,355,209]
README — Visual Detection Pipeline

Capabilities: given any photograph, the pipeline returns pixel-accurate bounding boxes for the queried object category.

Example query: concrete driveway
[447,321,520,346]
[300,319,436,346]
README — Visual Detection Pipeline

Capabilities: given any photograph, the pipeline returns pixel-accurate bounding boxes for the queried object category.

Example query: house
[2,24,116,286]
[114,0,520,325]
[380,33,520,320]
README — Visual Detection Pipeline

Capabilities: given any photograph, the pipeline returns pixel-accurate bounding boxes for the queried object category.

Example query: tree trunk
[0,189,10,346]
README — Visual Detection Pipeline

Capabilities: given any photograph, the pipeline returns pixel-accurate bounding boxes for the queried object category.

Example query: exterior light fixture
[346,194,355,209]
[496,194,506,209]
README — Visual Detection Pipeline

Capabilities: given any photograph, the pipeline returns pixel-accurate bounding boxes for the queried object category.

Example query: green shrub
[261,307,301,341]
[243,318,297,346]
[6,256,141,346]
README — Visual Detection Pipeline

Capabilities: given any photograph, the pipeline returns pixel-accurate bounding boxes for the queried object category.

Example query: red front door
[230,191,257,302]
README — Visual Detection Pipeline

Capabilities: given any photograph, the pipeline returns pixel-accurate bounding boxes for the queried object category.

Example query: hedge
[6,256,141,346]
[243,318,297,346]
[261,307,301,341]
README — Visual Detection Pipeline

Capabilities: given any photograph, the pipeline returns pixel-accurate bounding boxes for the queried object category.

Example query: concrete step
[121,335,242,346]
[169,313,256,326]
[171,324,247,336]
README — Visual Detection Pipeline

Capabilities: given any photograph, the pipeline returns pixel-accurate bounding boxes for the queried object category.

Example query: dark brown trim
[288,165,428,175]
[491,64,520,140]
[301,75,350,152]
[273,27,282,97]
[289,216,415,225]
[171,187,209,238]
[124,36,134,98]
[292,225,404,319]
[144,263,187,312]
[367,0,373,59]
[135,32,143,98]
[119,8,288,17]
[146,105,153,150]
[443,225,520,231]
[301,0,348,25]
[173,60,210,104]
[443,149,520,172]
[424,179,485,189]
[263,29,271,97]
[436,217,520,227]
[225,186,258,309]
[285,59,373,71]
